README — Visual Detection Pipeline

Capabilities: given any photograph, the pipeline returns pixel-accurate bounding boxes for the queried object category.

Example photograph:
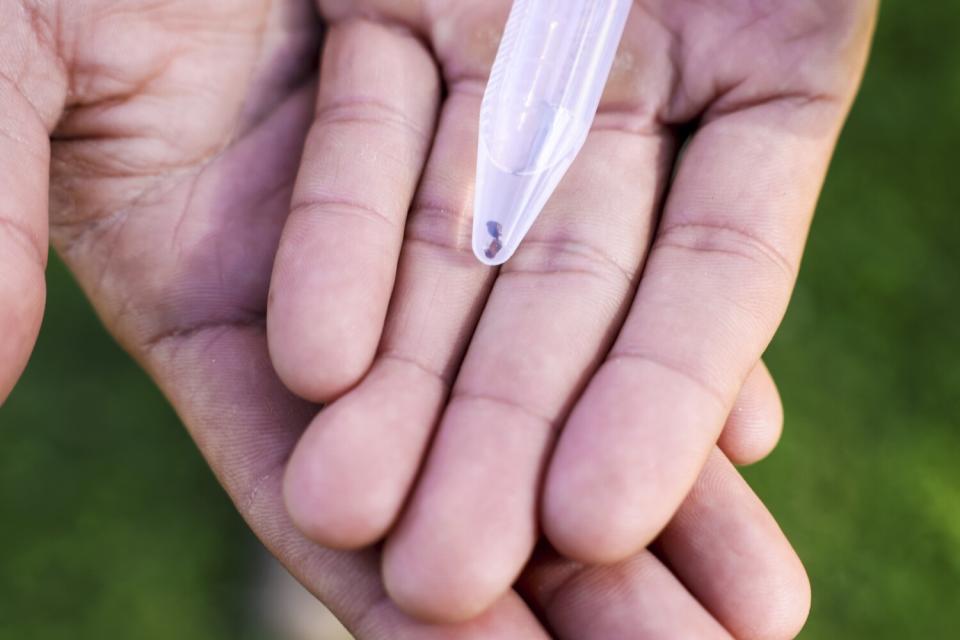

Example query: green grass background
[1,3,958,638]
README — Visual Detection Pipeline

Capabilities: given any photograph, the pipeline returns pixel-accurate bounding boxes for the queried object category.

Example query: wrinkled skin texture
[0,1,875,637]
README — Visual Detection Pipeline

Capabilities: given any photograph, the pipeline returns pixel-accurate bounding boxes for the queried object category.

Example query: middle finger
[383,115,675,621]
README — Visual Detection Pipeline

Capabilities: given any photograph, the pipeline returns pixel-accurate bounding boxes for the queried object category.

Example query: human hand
[1,1,812,637]
[270,0,878,622]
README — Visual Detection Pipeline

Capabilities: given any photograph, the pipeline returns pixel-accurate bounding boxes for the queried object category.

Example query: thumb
[0,23,64,404]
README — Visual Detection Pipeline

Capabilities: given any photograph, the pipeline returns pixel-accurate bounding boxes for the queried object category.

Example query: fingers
[0,74,58,403]
[381,122,674,622]
[656,451,811,640]
[158,335,792,638]
[520,549,732,640]
[282,87,492,549]
[517,362,790,640]
[519,451,807,640]
[268,20,440,402]
[543,94,856,564]
[719,361,783,465]
[143,328,549,640]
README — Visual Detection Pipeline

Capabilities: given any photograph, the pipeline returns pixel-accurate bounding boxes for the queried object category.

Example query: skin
[0,0,872,636]
[272,0,877,623]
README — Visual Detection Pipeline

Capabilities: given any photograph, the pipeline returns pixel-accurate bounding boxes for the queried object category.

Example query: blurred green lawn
[2,3,958,638]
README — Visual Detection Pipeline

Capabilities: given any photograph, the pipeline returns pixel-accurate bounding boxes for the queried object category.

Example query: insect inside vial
[484,221,504,260]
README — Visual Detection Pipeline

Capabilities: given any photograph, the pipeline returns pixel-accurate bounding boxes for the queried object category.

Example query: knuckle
[403,198,476,264]
[314,95,431,143]
[289,194,398,231]
[449,387,555,431]
[656,222,796,282]
[503,233,637,290]
[606,348,728,409]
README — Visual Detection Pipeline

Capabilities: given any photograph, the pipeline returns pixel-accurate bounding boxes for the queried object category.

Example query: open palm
[271,0,876,624]
[0,0,873,637]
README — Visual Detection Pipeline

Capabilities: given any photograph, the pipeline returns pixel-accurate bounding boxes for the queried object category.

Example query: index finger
[543,15,876,562]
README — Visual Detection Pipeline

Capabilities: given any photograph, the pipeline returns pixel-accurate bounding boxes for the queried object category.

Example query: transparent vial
[473,0,633,265]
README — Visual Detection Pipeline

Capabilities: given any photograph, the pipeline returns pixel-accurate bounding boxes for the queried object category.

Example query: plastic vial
[473,0,633,265]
